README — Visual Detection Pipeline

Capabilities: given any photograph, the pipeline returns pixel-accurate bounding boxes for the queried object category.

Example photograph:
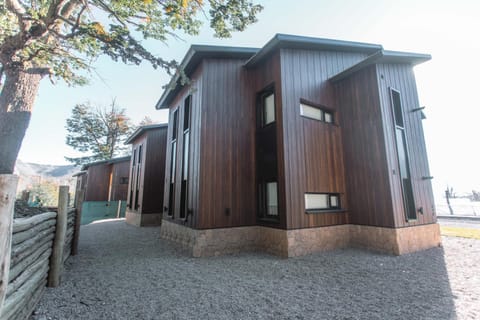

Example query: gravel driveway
[32,219,479,320]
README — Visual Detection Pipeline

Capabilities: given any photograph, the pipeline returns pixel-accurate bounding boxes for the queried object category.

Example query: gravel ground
[31,219,479,320]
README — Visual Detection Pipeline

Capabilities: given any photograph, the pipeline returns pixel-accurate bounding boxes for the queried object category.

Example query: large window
[300,101,334,124]
[304,193,340,211]
[390,88,416,221]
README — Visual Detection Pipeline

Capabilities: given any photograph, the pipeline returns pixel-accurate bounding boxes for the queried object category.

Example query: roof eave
[329,50,431,83]
[125,123,168,144]
[155,45,258,109]
[244,33,383,68]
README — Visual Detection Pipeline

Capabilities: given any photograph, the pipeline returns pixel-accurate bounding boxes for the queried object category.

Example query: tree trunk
[0,68,42,174]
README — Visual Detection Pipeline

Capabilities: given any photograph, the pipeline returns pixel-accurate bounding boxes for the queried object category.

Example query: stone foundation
[125,210,162,227]
[160,220,441,257]
[350,223,442,255]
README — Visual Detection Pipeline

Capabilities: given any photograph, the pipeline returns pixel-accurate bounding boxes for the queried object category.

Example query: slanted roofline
[328,50,431,83]
[125,123,168,144]
[244,34,383,68]
[80,155,131,171]
[155,45,259,109]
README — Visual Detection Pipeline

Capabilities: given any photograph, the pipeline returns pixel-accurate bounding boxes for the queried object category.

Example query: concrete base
[160,221,442,258]
[125,210,162,227]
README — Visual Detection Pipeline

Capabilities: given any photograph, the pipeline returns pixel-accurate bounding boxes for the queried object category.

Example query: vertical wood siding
[376,64,436,227]
[248,52,286,229]
[110,161,130,201]
[198,59,257,229]
[335,65,395,227]
[163,65,203,228]
[141,128,168,214]
[84,164,111,201]
[279,49,368,229]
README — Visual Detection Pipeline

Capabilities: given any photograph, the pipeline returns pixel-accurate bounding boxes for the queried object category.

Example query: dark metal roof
[80,156,131,171]
[125,123,168,144]
[244,34,383,68]
[329,50,431,83]
[155,45,259,109]
[72,170,87,177]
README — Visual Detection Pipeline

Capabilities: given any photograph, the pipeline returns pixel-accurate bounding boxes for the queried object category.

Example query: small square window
[330,194,339,208]
[119,177,129,185]
[324,112,333,123]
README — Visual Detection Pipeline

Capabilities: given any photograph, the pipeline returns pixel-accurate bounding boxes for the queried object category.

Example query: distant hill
[14,160,80,194]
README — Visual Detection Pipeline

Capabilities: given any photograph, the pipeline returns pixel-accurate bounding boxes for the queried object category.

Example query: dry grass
[440,226,480,240]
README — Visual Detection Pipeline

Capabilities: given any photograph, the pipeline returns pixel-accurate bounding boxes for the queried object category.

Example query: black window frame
[257,87,276,128]
[390,88,417,221]
[167,108,179,218]
[304,192,343,214]
[299,99,335,125]
[180,95,192,220]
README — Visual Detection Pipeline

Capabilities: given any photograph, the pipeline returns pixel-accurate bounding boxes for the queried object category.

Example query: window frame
[299,99,335,125]
[257,85,276,128]
[304,192,343,213]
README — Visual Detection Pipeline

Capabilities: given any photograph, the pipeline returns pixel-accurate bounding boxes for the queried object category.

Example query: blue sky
[17,0,480,200]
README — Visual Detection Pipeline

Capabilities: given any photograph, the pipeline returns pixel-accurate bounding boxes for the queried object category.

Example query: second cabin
[125,124,168,226]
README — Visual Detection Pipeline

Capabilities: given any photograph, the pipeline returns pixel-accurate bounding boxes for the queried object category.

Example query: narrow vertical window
[266,182,278,216]
[168,109,179,217]
[180,96,191,219]
[128,148,136,209]
[390,88,416,221]
[134,144,142,210]
[256,85,280,221]
[262,93,275,126]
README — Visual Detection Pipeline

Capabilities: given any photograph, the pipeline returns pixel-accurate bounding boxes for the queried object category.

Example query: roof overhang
[329,50,431,83]
[244,34,383,68]
[125,123,168,144]
[81,156,131,170]
[155,45,258,109]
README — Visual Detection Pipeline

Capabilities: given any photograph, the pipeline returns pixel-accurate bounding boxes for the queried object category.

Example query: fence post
[0,174,18,313]
[48,186,68,287]
[72,189,84,256]
[116,200,122,218]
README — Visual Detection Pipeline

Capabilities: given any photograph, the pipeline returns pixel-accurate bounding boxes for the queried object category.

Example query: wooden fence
[0,187,79,320]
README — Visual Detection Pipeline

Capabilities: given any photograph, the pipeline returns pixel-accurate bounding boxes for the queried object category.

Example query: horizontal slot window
[300,102,334,124]
[305,193,341,211]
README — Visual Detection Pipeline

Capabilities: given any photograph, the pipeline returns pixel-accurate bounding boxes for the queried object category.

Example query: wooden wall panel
[279,49,368,229]
[335,65,394,227]
[163,65,203,228]
[85,164,111,201]
[248,52,286,229]
[142,127,168,213]
[376,64,436,227]
[198,59,257,229]
[110,160,130,201]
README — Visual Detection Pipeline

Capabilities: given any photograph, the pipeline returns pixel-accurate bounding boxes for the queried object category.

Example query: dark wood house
[155,34,440,257]
[74,156,130,223]
[125,124,168,226]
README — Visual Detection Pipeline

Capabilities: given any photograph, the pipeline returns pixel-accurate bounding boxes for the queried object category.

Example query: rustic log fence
[0,185,81,320]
